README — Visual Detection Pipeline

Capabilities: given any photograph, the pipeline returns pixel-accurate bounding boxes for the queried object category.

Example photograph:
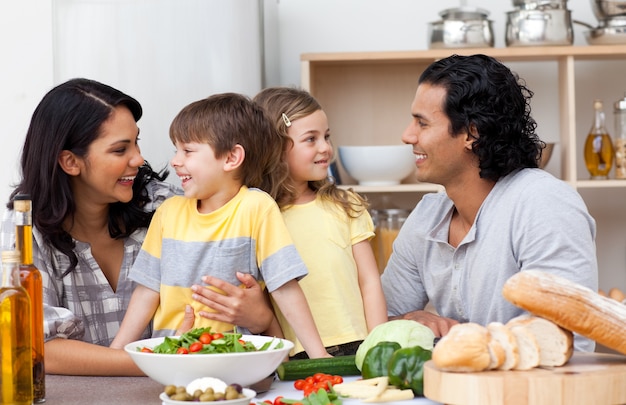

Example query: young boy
[110,93,329,358]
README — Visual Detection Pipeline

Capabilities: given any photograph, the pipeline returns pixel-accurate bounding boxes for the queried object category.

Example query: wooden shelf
[301,45,626,194]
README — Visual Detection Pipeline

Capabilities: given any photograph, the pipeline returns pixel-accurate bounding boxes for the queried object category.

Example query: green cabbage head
[355,319,436,370]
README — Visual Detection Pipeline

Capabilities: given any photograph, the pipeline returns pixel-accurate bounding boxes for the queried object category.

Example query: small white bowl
[338,145,415,186]
[159,388,256,405]
[125,335,293,387]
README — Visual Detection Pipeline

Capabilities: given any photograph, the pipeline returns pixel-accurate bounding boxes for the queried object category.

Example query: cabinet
[300,45,626,289]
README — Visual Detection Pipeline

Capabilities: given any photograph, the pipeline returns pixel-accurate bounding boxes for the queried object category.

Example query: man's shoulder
[501,168,573,195]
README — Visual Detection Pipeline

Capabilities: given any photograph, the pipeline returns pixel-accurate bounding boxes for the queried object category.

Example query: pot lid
[439,6,490,20]
[512,0,567,9]
[616,93,626,112]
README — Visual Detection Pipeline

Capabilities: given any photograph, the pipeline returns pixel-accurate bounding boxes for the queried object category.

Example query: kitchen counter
[44,374,442,405]
[45,374,164,404]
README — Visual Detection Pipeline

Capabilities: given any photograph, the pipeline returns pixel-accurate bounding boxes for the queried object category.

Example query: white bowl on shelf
[124,335,292,387]
[338,145,416,186]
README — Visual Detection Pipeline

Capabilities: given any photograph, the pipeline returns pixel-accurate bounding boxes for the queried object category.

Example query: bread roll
[487,322,519,371]
[432,323,491,372]
[506,315,573,367]
[502,270,626,355]
[609,287,625,302]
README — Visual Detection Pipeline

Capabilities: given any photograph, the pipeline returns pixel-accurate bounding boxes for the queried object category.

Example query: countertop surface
[45,374,441,405]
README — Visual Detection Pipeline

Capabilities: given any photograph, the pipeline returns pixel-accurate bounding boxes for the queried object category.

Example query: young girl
[254,87,388,358]
[110,92,330,359]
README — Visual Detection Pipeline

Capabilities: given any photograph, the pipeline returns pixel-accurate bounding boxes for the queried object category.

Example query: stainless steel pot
[506,8,573,46]
[428,7,494,49]
[592,0,626,20]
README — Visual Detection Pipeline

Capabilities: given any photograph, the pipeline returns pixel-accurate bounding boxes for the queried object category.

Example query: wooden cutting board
[423,352,626,405]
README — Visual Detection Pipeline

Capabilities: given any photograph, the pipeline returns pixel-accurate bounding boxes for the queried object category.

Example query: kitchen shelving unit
[300,45,626,289]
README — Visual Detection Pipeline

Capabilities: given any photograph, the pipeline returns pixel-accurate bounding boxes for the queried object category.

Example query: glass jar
[371,208,410,273]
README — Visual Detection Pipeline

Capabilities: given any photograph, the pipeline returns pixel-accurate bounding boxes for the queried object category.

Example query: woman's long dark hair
[7,78,167,273]
[419,54,544,182]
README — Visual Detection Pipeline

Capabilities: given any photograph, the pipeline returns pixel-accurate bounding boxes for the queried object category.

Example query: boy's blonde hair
[254,87,368,216]
[169,93,289,200]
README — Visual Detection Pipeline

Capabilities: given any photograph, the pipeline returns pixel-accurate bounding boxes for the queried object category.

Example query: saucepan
[428,6,494,49]
[506,8,573,46]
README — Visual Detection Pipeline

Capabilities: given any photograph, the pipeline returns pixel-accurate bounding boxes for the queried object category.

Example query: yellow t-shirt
[274,194,375,355]
[129,186,308,336]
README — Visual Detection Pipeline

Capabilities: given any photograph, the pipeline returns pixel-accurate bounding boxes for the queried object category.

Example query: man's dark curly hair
[419,54,545,181]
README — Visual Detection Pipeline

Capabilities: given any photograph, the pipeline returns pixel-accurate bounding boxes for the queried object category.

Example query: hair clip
[282,113,292,128]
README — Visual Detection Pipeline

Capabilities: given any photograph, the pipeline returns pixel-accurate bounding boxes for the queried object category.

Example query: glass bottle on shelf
[0,249,33,405]
[614,93,626,180]
[14,195,45,403]
[584,99,614,180]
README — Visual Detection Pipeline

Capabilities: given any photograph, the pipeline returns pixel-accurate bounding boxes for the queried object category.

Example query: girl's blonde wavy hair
[253,86,368,217]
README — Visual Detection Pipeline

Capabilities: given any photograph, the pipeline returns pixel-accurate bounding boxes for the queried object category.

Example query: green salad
[138,327,284,354]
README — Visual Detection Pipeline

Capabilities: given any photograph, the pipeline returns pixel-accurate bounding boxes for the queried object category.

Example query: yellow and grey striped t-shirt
[129,186,308,336]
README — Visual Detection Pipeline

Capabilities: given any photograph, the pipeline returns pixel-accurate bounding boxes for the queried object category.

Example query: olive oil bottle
[14,195,45,403]
[0,250,33,405]
[584,99,614,179]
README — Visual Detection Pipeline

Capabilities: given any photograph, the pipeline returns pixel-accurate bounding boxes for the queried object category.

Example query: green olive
[164,385,177,396]
[171,392,192,401]
[199,392,216,402]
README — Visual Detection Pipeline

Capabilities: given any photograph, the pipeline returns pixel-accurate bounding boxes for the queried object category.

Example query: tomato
[189,342,203,353]
[293,379,306,390]
[302,382,314,394]
[332,375,343,385]
[263,400,272,405]
[305,376,315,385]
[273,395,285,405]
[140,347,153,353]
[212,333,224,340]
[199,333,213,344]
[313,373,326,382]
[176,347,189,354]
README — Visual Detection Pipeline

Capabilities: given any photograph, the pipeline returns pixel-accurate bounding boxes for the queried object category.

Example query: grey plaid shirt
[1,180,181,346]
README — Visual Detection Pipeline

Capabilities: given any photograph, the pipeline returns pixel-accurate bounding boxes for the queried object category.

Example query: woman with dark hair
[3,79,273,375]
[380,54,598,352]
[2,78,180,375]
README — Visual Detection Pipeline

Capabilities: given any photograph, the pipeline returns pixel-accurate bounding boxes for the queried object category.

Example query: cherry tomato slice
[176,347,189,354]
[212,333,224,340]
[140,347,153,353]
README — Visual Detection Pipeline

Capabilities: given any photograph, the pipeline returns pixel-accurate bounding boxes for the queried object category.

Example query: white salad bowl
[124,334,293,387]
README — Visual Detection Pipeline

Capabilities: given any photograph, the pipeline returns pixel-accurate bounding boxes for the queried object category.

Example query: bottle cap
[1,250,20,263]
[615,92,626,112]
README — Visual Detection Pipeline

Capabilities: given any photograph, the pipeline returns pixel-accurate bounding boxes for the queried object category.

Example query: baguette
[502,270,626,355]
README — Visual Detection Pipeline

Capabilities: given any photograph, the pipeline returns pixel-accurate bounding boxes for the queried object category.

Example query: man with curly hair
[381,54,597,352]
